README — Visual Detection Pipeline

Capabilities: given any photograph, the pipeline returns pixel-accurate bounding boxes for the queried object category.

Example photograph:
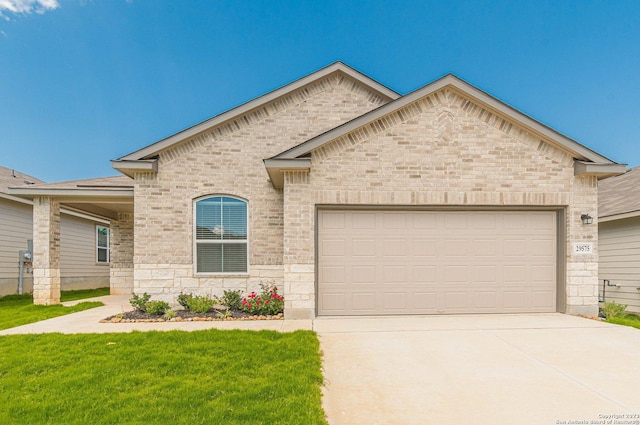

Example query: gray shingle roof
[0,165,44,193]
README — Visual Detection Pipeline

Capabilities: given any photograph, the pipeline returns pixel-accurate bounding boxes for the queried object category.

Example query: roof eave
[263,158,312,189]
[599,210,640,222]
[111,159,158,177]
[6,187,134,200]
[574,161,627,179]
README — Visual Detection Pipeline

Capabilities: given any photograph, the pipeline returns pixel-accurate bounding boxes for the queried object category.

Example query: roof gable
[270,74,615,163]
[113,62,400,174]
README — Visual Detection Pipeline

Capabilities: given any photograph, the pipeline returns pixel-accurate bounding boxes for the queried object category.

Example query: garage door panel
[383,265,407,283]
[413,265,437,282]
[320,266,346,283]
[352,239,376,256]
[322,212,346,229]
[503,239,527,256]
[444,265,470,283]
[352,292,376,312]
[383,292,407,310]
[351,266,376,283]
[351,212,376,229]
[531,290,555,308]
[383,239,407,256]
[321,239,346,256]
[474,239,497,256]
[445,239,470,256]
[444,291,470,310]
[474,265,498,282]
[413,239,437,256]
[317,210,557,316]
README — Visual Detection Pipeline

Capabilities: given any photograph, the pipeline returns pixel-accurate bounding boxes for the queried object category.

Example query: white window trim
[193,195,249,275]
[96,225,110,264]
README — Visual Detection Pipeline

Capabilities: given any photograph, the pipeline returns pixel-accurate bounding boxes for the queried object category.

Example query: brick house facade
[14,62,624,317]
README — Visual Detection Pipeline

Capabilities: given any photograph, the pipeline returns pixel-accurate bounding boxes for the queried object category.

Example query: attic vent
[24,180,35,185]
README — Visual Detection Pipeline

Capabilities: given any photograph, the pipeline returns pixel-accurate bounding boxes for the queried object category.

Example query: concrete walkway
[0,294,313,334]
[2,297,639,424]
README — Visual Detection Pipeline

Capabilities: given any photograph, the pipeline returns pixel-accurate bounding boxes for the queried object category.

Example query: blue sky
[1,0,639,182]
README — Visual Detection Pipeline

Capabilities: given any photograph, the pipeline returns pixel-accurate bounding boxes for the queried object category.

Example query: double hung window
[195,196,248,273]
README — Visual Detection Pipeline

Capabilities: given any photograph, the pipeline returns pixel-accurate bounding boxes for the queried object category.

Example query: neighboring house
[9,62,625,317]
[0,166,112,296]
[598,166,640,314]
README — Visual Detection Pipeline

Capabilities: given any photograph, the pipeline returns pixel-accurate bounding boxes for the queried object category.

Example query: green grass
[0,288,108,331]
[59,287,110,302]
[606,313,640,330]
[0,329,327,425]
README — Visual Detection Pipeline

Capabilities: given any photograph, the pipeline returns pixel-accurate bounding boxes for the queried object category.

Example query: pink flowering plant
[239,282,284,316]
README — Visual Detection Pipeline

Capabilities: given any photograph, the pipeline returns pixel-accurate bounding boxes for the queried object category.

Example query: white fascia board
[59,207,111,224]
[263,158,311,188]
[574,161,627,178]
[111,159,158,177]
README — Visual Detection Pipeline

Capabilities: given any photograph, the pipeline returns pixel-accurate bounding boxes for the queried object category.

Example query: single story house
[9,62,625,317]
[598,166,640,314]
[0,165,112,296]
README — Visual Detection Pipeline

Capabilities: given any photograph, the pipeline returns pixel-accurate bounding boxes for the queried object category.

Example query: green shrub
[602,301,627,319]
[146,300,170,316]
[177,293,191,309]
[129,293,151,312]
[163,309,176,320]
[222,289,242,310]
[185,295,217,314]
[240,283,284,316]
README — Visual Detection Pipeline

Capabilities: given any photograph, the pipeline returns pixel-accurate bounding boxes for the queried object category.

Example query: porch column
[109,212,134,294]
[32,196,61,305]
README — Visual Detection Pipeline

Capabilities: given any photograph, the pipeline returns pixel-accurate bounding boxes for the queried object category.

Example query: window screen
[195,197,248,273]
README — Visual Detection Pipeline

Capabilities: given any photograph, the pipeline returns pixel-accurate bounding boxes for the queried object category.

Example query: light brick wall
[32,196,61,305]
[283,88,599,318]
[110,212,134,294]
[132,73,389,301]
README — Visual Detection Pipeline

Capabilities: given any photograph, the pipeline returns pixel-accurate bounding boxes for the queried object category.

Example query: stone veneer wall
[282,88,599,318]
[132,73,391,302]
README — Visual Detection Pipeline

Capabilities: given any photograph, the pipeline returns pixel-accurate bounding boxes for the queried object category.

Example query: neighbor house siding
[132,74,391,301]
[282,88,598,318]
[0,196,110,296]
[599,217,640,314]
[59,215,110,290]
[0,198,33,296]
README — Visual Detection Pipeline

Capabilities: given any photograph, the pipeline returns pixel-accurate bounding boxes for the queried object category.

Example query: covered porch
[8,176,134,305]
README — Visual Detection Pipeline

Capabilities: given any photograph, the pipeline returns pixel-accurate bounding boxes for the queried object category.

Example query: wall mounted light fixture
[580,214,593,225]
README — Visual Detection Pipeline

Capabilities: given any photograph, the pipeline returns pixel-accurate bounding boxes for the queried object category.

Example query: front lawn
[0,329,327,425]
[0,288,108,331]
[606,313,640,330]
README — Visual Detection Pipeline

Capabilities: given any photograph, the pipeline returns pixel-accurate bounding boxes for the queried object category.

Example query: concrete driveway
[316,314,640,425]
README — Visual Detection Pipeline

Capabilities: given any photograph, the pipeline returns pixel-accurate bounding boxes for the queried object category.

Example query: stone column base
[33,269,61,305]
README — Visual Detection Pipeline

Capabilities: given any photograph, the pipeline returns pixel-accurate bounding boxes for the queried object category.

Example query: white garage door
[317,210,557,316]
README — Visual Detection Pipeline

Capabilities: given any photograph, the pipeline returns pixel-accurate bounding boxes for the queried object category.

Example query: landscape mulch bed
[102,308,283,323]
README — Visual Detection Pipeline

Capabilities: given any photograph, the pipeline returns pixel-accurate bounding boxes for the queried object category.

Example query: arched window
[195,196,248,273]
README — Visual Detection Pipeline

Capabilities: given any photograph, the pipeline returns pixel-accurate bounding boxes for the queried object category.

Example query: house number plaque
[572,243,593,255]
